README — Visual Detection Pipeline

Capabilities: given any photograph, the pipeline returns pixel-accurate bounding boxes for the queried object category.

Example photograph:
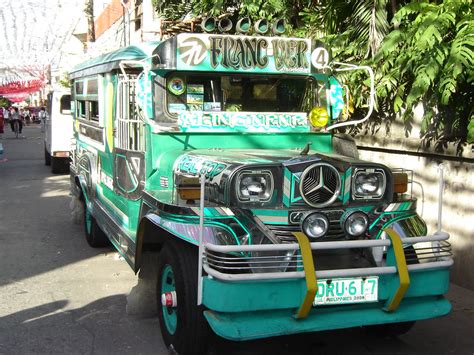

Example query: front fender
[74,174,89,203]
[381,214,428,239]
[134,213,199,273]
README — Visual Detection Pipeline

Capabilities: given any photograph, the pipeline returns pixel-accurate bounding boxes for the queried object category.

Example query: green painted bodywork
[202,269,450,313]
[70,42,159,78]
[204,296,451,341]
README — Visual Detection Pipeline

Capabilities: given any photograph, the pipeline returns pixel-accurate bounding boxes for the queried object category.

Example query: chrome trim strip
[204,232,449,253]
[203,259,453,282]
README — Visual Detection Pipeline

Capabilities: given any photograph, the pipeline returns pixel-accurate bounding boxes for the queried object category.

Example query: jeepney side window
[77,100,86,119]
[75,76,100,122]
[88,101,99,121]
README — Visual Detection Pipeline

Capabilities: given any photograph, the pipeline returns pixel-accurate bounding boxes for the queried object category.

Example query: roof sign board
[175,34,312,74]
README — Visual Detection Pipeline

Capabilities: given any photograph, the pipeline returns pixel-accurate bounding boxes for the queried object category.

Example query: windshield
[161,73,319,122]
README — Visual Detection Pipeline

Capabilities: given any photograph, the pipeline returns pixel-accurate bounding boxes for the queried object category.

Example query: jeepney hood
[174,148,358,169]
[171,148,392,208]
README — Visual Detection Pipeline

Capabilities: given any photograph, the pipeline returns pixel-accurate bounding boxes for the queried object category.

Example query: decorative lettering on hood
[178,112,309,133]
[175,155,227,179]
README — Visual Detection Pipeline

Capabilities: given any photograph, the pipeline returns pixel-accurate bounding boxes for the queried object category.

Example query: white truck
[44,90,73,174]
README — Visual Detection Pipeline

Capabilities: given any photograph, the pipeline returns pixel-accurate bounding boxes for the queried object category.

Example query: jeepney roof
[69,41,160,79]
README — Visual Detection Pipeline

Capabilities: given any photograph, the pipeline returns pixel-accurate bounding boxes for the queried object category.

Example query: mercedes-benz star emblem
[299,163,341,208]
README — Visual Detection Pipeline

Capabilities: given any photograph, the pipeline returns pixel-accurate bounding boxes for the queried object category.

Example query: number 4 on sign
[311,48,329,69]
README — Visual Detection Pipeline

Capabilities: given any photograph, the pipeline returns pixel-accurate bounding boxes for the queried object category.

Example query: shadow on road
[0,126,108,287]
[0,295,163,354]
[0,293,409,355]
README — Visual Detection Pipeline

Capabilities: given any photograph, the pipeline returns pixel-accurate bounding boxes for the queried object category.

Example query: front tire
[157,240,209,355]
[51,157,70,174]
[82,199,110,248]
[44,146,51,166]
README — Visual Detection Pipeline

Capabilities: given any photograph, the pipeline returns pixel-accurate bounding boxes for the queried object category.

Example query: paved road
[0,126,473,354]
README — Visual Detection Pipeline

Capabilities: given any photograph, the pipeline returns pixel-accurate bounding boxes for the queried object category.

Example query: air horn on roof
[200,17,286,35]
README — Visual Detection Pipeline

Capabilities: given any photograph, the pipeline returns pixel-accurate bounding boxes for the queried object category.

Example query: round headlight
[344,212,368,237]
[302,213,329,239]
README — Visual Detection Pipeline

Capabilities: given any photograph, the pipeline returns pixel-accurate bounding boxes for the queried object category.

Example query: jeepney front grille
[204,249,302,274]
[266,211,345,243]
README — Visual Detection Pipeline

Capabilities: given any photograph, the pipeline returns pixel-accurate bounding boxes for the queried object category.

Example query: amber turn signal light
[393,172,408,193]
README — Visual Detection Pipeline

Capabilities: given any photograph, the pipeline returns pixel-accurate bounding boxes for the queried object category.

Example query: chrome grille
[267,220,345,243]
[405,240,452,264]
[300,163,341,208]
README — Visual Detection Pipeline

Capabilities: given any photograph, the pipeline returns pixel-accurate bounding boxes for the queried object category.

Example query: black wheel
[365,321,416,337]
[51,157,70,174]
[157,240,209,355]
[333,134,359,159]
[44,146,51,166]
[82,199,110,248]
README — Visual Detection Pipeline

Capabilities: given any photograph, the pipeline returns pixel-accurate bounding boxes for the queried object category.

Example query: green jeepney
[69,22,452,354]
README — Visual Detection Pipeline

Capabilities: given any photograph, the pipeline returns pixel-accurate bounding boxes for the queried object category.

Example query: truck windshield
[163,73,318,120]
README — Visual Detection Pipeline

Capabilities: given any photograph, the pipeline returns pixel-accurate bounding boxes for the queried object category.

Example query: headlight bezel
[235,169,274,203]
[352,168,386,200]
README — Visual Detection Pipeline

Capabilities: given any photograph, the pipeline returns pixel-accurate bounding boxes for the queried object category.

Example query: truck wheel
[157,240,209,355]
[44,146,51,166]
[82,199,110,248]
[333,134,359,159]
[51,157,69,174]
[365,321,416,337]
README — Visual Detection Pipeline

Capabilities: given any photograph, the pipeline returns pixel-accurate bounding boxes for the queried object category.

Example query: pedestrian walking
[22,108,30,126]
[10,107,23,134]
[0,108,4,136]
[39,107,46,132]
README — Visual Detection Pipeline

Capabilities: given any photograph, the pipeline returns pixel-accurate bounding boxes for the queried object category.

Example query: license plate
[313,277,378,306]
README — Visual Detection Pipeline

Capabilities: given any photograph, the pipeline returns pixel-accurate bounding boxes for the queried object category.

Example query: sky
[0,0,85,98]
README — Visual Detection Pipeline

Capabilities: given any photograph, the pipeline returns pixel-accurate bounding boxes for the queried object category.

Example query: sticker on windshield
[168,77,186,95]
[203,102,221,111]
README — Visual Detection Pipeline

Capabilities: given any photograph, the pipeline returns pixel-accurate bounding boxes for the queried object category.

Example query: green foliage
[59,73,71,88]
[154,0,292,21]
[153,0,473,147]
[153,0,192,20]
[373,0,473,145]
[468,116,474,144]
[0,96,11,108]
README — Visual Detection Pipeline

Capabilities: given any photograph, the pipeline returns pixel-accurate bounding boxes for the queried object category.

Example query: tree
[0,96,11,108]
[153,0,474,146]
[373,0,473,146]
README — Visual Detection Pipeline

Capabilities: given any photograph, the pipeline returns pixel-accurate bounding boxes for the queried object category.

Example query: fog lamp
[344,212,368,237]
[309,107,329,128]
[302,213,329,239]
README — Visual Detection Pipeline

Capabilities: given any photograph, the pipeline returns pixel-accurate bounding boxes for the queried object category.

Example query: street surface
[0,125,473,354]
